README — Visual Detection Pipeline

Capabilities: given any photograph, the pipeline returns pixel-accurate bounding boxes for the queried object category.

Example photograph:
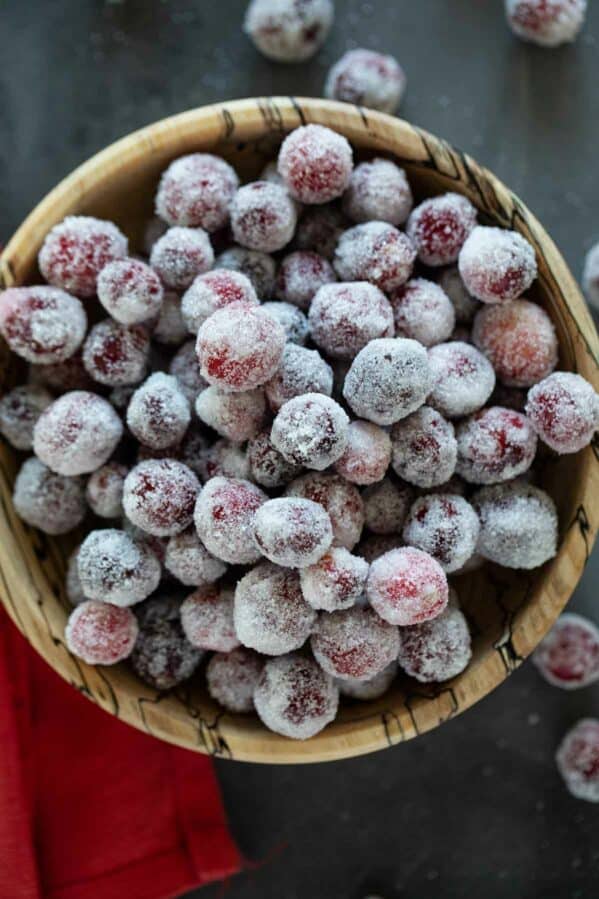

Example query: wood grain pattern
[0,97,597,764]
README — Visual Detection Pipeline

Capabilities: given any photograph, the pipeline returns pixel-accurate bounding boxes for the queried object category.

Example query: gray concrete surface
[1,2,598,896]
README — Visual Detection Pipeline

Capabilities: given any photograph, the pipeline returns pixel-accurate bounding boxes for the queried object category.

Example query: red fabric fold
[0,608,241,899]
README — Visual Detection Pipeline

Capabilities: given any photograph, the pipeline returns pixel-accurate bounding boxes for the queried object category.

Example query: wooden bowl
[1,98,598,764]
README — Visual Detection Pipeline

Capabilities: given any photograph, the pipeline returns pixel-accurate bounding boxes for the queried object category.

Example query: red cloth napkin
[0,608,241,899]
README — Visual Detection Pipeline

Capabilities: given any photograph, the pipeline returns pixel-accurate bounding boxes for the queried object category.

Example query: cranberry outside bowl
[0,98,598,764]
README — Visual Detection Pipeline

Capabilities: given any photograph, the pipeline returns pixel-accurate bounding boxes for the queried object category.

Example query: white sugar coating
[582,242,599,311]
[85,462,128,518]
[438,266,480,324]
[155,153,239,231]
[473,481,558,569]
[82,319,150,387]
[265,343,333,412]
[362,477,414,535]
[127,372,191,450]
[299,545,369,612]
[65,600,139,666]
[334,222,416,292]
[123,458,200,537]
[193,438,251,482]
[526,371,599,454]
[181,269,258,335]
[402,493,481,574]
[97,258,164,325]
[194,476,267,564]
[13,457,86,535]
[38,215,128,298]
[196,300,286,393]
[366,546,448,626]
[206,647,264,713]
[406,193,477,268]
[311,606,400,681]
[253,497,333,568]
[286,472,365,549]
[164,527,227,587]
[131,597,203,690]
[66,546,86,605]
[77,528,161,606]
[34,391,123,476]
[505,0,586,48]
[397,605,472,683]
[215,247,276,298]
[472,299,558,388]
[271,393,349,471]
[254,653,339,740]
[458,226,537,303]
[337,661,398,701]
[234,562,317,655]
[151,291,188,346]
[0,384,53,451]
[275,251,337,311]
[456,407,537,484]
[195,386,266,443]
[248,429,303,488]
[427,341,496,418]
[277,124,353,205]
[533,612,599,690]
[168,339,209,405]
[180,584,239,652]
[334,420,391,486]
[325,48,406,114]
[556,718,599,802]
[0,286,87,365]
[230,181,298,253]
[390,406,457,489]
[150,226,214,291]
[390,278,455,348]
[342,158,412,226]
[309,281,394,360]
[142,216,168,255]
[244,0,334,62]
[294,204,348,260]
[343,338,432,426]
[261,302,309,346]
[358,534,404,563]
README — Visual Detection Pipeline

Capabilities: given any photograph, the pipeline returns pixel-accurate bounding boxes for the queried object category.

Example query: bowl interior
[0,97,598,764]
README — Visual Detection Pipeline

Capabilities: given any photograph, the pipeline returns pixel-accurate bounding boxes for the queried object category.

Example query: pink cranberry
[278,124,353,205]
[254,653,338,740]
[438,266,480,324]
[334,221,416,292]
[253,497,333,568]
[194,475,267,564]
[334,420,391,486]
[390,405,457,489]
[155,153,239,231]
[397,605,472,683]
[338,661,398,701]
[362,477,413,535]
[97,257,163,324]
[192,438,251,482]
[123,458,200,537]
[286,471,364,550]
[343,158,413,225]
[77,527,161,606]
[427,341,495,418]
[126,373,191,450]
[271,393,349,471]
[533,613,599,690]
[294,204,348,259]
[0,384,53,451]
[38,215,127,297]
[262,301,309,345]
[248,429,302,488]
[311,606,400,681]
[0,286,87,364]
[456,406,537,483]
[244,0,334,63]
[505,0,586,47]
[206,647,264,713]
[390,278,455,347]
[131,595,203,690]
[151,291,188,346]
[168,339,209,405]
[215,247,276,297]
[180,584,239,652]
[82,319,150,387]
[325,48,406,113]
[181,269,258,334]
[195,386,266,443]
[85,462,128,518]
[265,344,333,412]
[230,181,297,253]
[407,194,477,267]
[300,546,369,612]
[525,372,599,454]
[309,281,394,360]
[164,528,227,587]
[13,457,86,535]
[556,718,599,802]
[66,600,138,665]
[458,226,537,303]
[366,546,448,625]
[402,493,480,574]
[150,226,214,290]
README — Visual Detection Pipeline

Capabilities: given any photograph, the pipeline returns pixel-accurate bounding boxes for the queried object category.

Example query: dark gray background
[2,2,598,897]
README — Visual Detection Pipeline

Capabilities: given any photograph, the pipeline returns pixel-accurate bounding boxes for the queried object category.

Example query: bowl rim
[1,97,598,764]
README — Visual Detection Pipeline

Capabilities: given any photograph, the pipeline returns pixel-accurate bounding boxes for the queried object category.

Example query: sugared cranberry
[505,0,586,47]
[181,269,258,334]
[33,350,95,393]
[525,372,599,454]
[126,373,191,450]
[38,215,127,297]
[402,493,480,574]
[286,471,364,550]
[123,458,200,537]
[533,613,599,690]
[215,247,276,297]
[456,406,537,484]
[438,266,480,324]
[253,497,333,568]
[309,281,394,360]
[97,257,163,324]
[168,339,208,405]
[472,481,558,569]
[325,48,406,113]
[334,420,391,486]
[265,344,333,412]
[194,475,267,564]
[131,595,203,689]
[362,477,413,535]
[294,204,348,259]
[254,653,338,740]
[390,406,457,489]
[244,0,334,62]
[86,461,128,518]
[278,124,353,205]
[78,528,161,606]
[556,718,599,803]
[334,221,416,292]
[13,457,86,535]
[155,153,239,231]
[300,545,369,612]
[458,226,537,303]
[195,386,266,443]
[366,546,448,625]
[206,647,264,713]
[357,534,404,563]
[150,226,214,290]
[427,341,495,418]
[66,600,138,665]
[196,301,286,392]
[390,278,455,347]
[0,384,53,451]
[230,181,297,253]
[343,158,412,226]
[407,194,477,267]
[234,562,316,655]
[33,391,123,476]
[276,251,336,311]
[397,605,472,683]
[248,429,302,488]
[338,661,398,701]
[472,299,558,387]
[262,301,309,345]
[271,393,349,470]
[180,584,239,652]
[192,437,251,482]
[0,286,87,364]
[151,291,188,346]
[82,319,150,387]
[164,527,227,587]
[311,606,400,681]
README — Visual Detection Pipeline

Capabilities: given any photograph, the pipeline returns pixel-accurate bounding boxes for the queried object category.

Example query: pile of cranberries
[1,123,598,744]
